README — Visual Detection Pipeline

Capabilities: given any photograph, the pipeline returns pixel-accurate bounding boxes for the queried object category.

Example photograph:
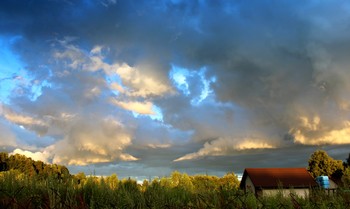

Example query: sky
[1,0,350,179]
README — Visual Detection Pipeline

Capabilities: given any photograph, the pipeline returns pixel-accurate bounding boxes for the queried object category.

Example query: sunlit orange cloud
[292,125,350,145]
[3,110,46,127]
[234,141,275,150]
[110,82,125,94]
[11,148,51,163]
[52,145,139,166]
[110,99,155,115]
[290,116,350,145]
[58,154,139,166]
[45,116,139,166]
[115,63,173,98]
[147,143,172,149]
[174,137,275,162]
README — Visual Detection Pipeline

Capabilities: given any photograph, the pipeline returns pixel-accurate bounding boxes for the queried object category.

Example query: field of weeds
[1,170,350,209]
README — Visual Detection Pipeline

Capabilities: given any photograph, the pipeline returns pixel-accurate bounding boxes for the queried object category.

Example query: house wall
[244,176,255,194]
[329,179,338,189]
[261,188,310,198]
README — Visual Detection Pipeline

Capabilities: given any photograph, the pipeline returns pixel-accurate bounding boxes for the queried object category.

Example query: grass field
[1,170,350,209]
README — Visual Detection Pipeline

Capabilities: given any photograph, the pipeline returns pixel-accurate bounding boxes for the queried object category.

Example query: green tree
[308,150,344,178]
[0,152,8,162]
[178,173,194,191]
[0,152,8,171]
[141,179,149,192]
[192,174,219,192]
[169,171,194,191]
[59,165,70,179]
[159,176,171,188]
[341,167,350,187]
[105,173,118,189]
[75,172,87,185]
[34,160,44,175]
[219,172,240,190]
[170,170,182,187]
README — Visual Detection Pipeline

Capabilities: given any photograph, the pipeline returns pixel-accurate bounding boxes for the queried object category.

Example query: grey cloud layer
[1,0,350,175]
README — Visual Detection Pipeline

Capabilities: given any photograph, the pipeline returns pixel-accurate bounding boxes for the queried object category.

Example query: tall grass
[1,170,350,209]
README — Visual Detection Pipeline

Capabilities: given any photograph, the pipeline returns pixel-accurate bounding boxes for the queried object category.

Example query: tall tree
[342,167,350,186]
[218,172,240,190]
[0,152,8,171]
[0,152,70,179]
[308,150,344,178]
[167,171,194,191]
[105,173,118,189]
[192,175,219,191]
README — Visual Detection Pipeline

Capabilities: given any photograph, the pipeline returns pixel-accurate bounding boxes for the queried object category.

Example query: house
[329,178,339,189]
[317,176,340,195]
[240,168,318,198]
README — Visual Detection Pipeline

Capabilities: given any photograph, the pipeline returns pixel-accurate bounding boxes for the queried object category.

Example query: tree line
[1,150,350,208]
[307,150,350,186]
[0,152,70,180]
[2,150,350,185]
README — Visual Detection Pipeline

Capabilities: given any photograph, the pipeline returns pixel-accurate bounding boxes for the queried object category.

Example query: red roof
[240,168,317,189]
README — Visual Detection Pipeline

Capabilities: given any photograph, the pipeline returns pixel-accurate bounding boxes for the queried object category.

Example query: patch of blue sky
[170,64,216,106]
[187,16,203,34]
[4,118,55,148]
[105,73,122,85]
[169,65,191,95]
[170,0,182,4]
[149,105,163,122]
[0,35,24,103]
[131,111,140,118]
[30,80,52,101]
[190,67,216,106]
[105,73,123,95]
[0,35,55,103]
[82,0,96,8]
[131,104,164,122]
[222,1,239,15]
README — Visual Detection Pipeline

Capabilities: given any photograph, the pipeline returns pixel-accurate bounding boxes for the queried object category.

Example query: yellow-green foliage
[2,151,350,208]
[308,150,344,178]
[0,152,70,179]
[1,170,350,208]
[342,167,350,187]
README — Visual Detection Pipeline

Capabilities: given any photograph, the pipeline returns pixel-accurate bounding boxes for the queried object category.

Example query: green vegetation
[0,151,350,208]
[0,152,70,180]
[307,150,344,178]
[307,150,350,186]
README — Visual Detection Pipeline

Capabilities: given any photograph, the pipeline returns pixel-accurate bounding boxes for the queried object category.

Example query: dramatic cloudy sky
[1,0,350,179]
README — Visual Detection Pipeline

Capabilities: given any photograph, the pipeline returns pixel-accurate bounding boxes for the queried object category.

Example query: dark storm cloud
[1,0,350,177]
[0,0,77,39]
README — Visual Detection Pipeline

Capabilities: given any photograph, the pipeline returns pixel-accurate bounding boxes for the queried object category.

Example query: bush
[2,170,350,208]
